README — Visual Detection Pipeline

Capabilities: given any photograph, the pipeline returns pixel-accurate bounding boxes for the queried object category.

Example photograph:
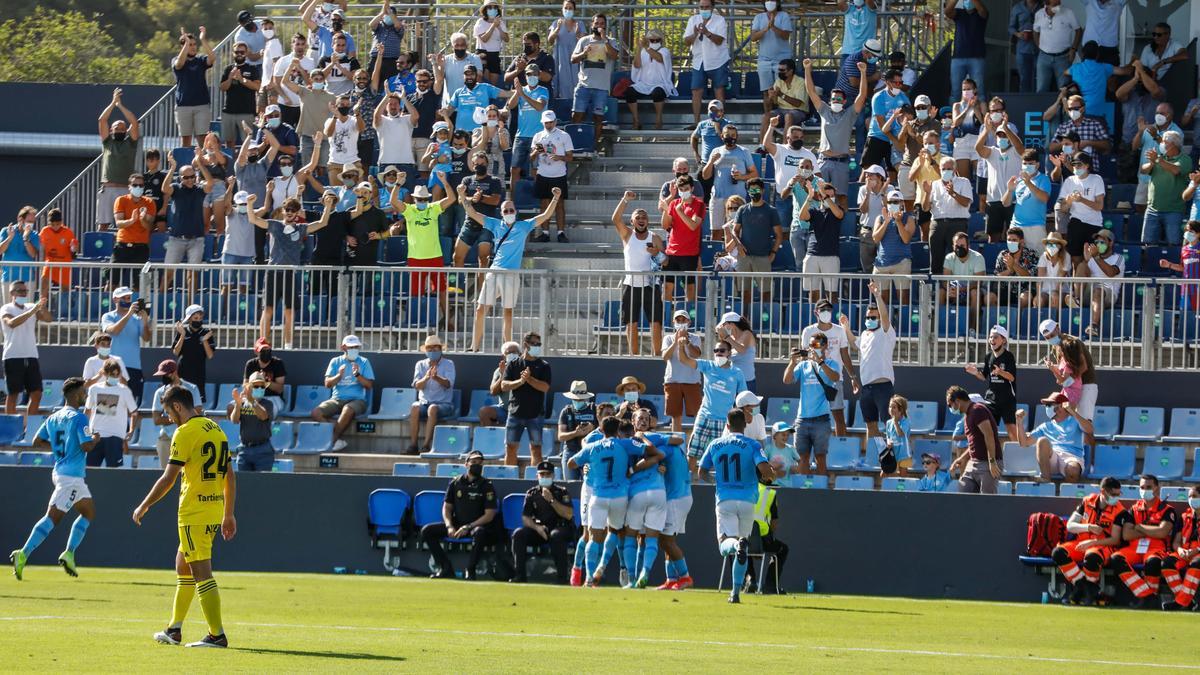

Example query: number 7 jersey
[168,416,232,524]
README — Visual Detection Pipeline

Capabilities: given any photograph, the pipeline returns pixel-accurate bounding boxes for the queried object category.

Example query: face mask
[1046,335,1061,346]
[97,346,111,357]
[337,106,352,116]
[112,131,127,141]
[1185,231,1198,244]
[962,90,975,100]
[713,355,729,367]
[527,345,543,358]
[962,0,974,8]
[345,348,360,360]
[467,463,483,478]
[941,169,955,182]
[748,189,763,201]
[788,138,805,150]
[865,318,880,330]
[678,190,693,200]
[1189,497,1200,509]
[266,117,282,129]
[1006,241,1019,253]
[1139,488,1156,501]
[888,202,906,214]
[998,138,1011,151]
[312,82,326,91]
[452,146,467,155]
[106,377,120,386]
[427,350,442,361]
[624,391,639,403]
[259,350,272,362]
[924,143,938,154]
[342,176,355,186]
[830,102,844,113]
[1103,494,1120,507]
[954,245,968,257]
[701,10,713,19]
[1022,164,1037,176]
[454,48,467,58]
[989,112,1003,124]
[723,138,737,148]
[1044,405,1057,418]
[748,406,759,417]
[1068,109,1082,121]
[854,0,864,6]
[1061,145,1074,155]
[235,204,248,214]
[12,295,26,307]
[276,164,294,177]
[322,2,336,11]
[486,8,499,18]
[649,41,662,49]
[189,320,203,330]
[817,310,832,323]
[263,29,275,39]
[765,0,778,9]
[1045,244,1060,256]
[416,201,429,211]
[1159,142,1169,155]
[563,9,574,19]
[1073,167,1086,178]
[1155,113,1168,127]
[1095,242,1108,254]
[502,213,517,225]
[129,186,145,198]
[537,476,554,487]
[234,55,247,64]
[916,109,929,121]
[572,399,587,410]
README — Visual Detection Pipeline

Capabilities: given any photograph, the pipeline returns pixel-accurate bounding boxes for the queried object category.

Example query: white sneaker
[619,568,630,588]
[331,439,348,452]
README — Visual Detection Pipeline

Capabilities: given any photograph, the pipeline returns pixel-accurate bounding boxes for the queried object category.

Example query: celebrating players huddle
[11,381,238,648]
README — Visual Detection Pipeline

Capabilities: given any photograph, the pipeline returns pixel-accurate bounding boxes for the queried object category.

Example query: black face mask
[474,164,488,176]
[464,80,477,89]
[954,245,968,257]
[454,48,467,58]
[777,71,788,79]
[259,350,272,362]
[190,320,203,330]
[524,44,536,55]
[161,376,174,386]
[247,154,259,163]
[723,138,737,148]
[332,20,344,30]
[112,132,127,141]
[234,56,246,64]
[592,27,602,37]
[337,106,352,116]
[789,139,803,150]
[467,463,483,478]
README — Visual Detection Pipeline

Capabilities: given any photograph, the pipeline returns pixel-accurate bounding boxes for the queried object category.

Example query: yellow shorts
[178,523,220,563]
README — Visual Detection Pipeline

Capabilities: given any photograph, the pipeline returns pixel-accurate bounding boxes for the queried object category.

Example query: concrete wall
[0,465,1067,601]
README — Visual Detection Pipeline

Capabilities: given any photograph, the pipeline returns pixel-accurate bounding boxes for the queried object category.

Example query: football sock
[732,557,748,590]
[196,579,223,636]
[640,537,658,579]
[622,536,637,577]
[21,516,55,557]
[1117,570,1153,598]
[600,533,620,568]
[1057,561,1083,584]
[1162,567,1183,595]
[66,516,90,553]
[675,557,689,578]
[719,538,737,557]
[585,541,601,579]
[664,559,678,580]
[572,537,586,569]
[170,576,195,629]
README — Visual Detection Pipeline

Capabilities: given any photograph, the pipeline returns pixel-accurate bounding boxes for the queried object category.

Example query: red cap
[255,337,272,353]
[152,359,178,376]
[1040,392,1069,405]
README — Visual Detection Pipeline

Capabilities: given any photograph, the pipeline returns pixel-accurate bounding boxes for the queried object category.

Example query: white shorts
[587,494,628,530]
[579,481,592,529]
[1134,180,1148,206]
[897,164,916,200]
[1048,448,1084,475]
[476,272,520,309]
[952,134,979,161]
[626,489,668,532]
[663,495,693,536]
[1019,225,1047,256]
[48,473,91,512]
[715,499,756,539]
[1078,383,1098,420]
[802,255,839,292]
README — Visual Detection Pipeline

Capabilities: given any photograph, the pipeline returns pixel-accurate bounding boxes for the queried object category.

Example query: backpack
[1025,512,1066,556]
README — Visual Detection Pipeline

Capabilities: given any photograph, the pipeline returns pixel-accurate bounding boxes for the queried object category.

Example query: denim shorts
[457,222,496,248]
[692,63,730,90]
[794,415,831,456]
[221,253,255,284]
[415,401,456,419]
[506,415,545,445]
[572,86,609,117]
[511,136,533,173]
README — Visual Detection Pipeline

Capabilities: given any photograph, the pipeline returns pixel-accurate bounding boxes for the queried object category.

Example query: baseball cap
[735,391,763,407]
[331,8,345,16]
[237,10,254,23]
[536,460,556,474]
[989,325,1009,341]
[920,452,942,465]
[1039,318,1058,336]
[342,334,363,348]
[863,164,887,178]
[233,190,250,205]
[1094,228,1115,241]
[465,450,485,461]
[1041,392,1070,405]
[525,63,541,75]
[152,359,178,376]
[672,309,690,321]
[355,181,373,192]
[886,189,904,201]
[540,110,557,123]
[719,311,741,324]
[112,286,134,299]
[708,99,724,110]
[264,104,281,115]
[254,336,271,353]
[815,298,834,311]
[248,371,267,385]
[914,94,932,106]
[771,421,794,435]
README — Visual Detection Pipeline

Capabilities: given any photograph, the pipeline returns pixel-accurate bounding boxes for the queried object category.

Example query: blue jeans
[237,442,275,472]
[789,227,808,271]
[1016,51,1037,93]
[794,415,832,457]
[1142,210,1185,245]
[950,57,986,96]
[1036,52,1070,93]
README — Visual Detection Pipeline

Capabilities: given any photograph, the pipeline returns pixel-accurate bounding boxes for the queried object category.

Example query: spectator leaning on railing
[173,27,215,148]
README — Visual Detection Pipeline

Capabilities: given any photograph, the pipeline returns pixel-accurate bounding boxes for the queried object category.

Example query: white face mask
[924,143,938,154]
[505,352,520,363]
[941,169,955,182]
[713,355,729,367]
[765,1,778,10]
[799,168,813,178]
[537,476,554,487]
[829,102,844,113]
[1022,164,1037,176]
[1045,244,1060,256]
[888,202,903,213]
[262,29,275,39]
[502,213,517,224]
[989,112,1003,124]
[1068,109,1082,121]
[106,377,119,386]
[97,346,111,357]
[1155,113,1168,127]
[649,41,662,49]
[345,348,360,361]
[678,190,692,200]
[817,310,832,323]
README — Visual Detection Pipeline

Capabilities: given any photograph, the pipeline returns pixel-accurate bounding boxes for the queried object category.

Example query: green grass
[2,566,1199,672]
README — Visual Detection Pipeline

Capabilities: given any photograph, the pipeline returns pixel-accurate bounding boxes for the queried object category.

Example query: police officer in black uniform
[420,450,500,580]
[511,461,575,584]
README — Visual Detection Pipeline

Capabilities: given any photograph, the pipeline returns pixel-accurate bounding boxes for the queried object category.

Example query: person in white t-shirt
[259,19,284,111]
[83,360,138,468]
[373,92,418,169]
[840,281,896,447]
[762,115,817,232]
[271,34,316,127]
[1075,228,1124,337]
[1,281,52,416]
[800,298,854,436]
[82,331,129,388]
[724,390,768,442]
[1059,151,1105,267]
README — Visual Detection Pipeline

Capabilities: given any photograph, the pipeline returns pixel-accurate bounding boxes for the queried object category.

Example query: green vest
[753,484,776,536]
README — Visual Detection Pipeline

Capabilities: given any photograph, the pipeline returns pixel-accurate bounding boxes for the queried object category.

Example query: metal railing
[3,259,1195,372]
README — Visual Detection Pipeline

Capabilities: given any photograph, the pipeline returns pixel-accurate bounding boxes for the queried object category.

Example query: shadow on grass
[90,581,244,590]
[773,604,921,617]
[0,594,109,603]
[233,647,406,662]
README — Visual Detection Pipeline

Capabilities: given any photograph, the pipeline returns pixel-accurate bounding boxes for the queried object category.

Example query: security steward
[743,483,789,594]
[511,460,575,584]
[420,450,500,580]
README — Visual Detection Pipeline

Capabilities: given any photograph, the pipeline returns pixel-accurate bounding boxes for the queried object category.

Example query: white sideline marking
[3,615,1200,670]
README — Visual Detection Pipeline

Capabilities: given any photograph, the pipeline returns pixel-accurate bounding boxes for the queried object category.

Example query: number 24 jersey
[169,416,232,523]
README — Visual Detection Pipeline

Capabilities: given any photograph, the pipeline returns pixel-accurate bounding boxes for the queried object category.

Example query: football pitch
[2,567,1198,672]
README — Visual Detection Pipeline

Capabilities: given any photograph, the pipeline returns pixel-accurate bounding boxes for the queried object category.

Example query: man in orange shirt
[111,173,157,291]
[39,209,77,294]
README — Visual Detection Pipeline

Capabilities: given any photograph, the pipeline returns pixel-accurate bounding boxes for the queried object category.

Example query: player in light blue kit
[568,402,615,585]
[698,408,775,604]
[625,409,672,588]
[568,416,661,587]
[655,409,695,590]
[10,377,98,580]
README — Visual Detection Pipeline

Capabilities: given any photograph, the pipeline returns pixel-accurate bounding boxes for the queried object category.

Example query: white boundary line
[3,615,1200,670]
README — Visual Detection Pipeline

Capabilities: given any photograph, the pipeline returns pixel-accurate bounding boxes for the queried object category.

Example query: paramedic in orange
[1110,474,1177,608]
[1050,476,1131,606]
[1161,484,1200,611]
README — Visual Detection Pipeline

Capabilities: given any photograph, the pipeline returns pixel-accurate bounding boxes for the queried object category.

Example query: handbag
[611,77,633,98]
[812,363,838,402]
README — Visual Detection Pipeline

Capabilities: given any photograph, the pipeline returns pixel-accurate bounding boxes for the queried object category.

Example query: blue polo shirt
[1067,60,1114,113]
[1030,415,1086,459]
[100,309,143,371]
[174,55,212,107]
[516,85,550,138]
[841,5,877,56]
[324,354,375,402]
[791,359,840,419]
[484,216,536,270]
[1012,172,1051,229]
[869,89,909,141]
[448,82,501,132]
[691,118,726,163]
[661,441,692,500]
[570,436,641,498]
[696,360,747,421]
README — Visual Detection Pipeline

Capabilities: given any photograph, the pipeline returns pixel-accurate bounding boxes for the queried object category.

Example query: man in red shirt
[1051,476,1130,606]
[1162,484,1200,610]
[660,174,706,304]
[1111,474,1177,607]
[944,386,1002,493]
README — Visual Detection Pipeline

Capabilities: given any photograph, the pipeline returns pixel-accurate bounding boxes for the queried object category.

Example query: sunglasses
[1152,32,1167,37]
[922,460,935,465]
[1067,106,1083,112]
[181,175,196,180]
[712,349,729,355]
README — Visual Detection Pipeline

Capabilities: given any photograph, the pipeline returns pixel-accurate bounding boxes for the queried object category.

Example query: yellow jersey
[168,416,232,524]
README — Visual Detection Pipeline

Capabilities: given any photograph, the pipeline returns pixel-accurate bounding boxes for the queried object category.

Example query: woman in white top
[950,78,985,179]
[471,105,511,180]
[626,30,677,130]
[1059,151,1106,267]
[715,195,746,271]
[324,95,365,186]
[265,132,324,218]
[1035,231,1071,309]
[473,1,509,85]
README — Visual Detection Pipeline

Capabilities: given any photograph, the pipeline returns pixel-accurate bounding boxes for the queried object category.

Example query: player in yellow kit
[132,385,236,648]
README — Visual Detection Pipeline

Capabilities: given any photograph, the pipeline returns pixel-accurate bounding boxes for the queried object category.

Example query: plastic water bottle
[332,566,348,574]
[1041,591,1049,604]
[806,578,815,593]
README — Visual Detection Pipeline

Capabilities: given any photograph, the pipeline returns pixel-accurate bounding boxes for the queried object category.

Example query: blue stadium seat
[208,383,240,414]
[1140,445,1185,480]
[935,405,962,436]
[833,475,873,491]
[913,439,952,467]
[741,71,761,98]
[847,400,867,433]
[460,390,501,423]
[287,385,329,418]
[472,426,506,460]
[392,463,429,477]
[37,380,65,410]
[1087,444,1136,480]
[269,420,296,452]
[217,419,240,448]
[1163,408,1200,443]
[435,463,466,478]
[501,493,525,533]
[0,450,16,464]
[1161,486,1191,502]
[1113,407,1164,442]
[484,465,519,480]
[380,236,408,265]
[287,422,333,454]
[838,239,861,272]
[1186,449,1200,483]
[880,477,920,492]
[271,459,295,473]
[412,490,446,529]
[907,401,938,434]
[18,452,52,466]
[1058,482,1093,498]
[937,305,969,338]
[0,415,24,445]
[402,296,438,329]
[1002,443,1039,477]
[14,414,45,447]
[791,474,829,489]
[826,436,861,470]
[1014,481,1057,496]
[423,425,471,460]
[80,231,115,260]
[373,387,419,420]
[137,454,161,470]
[764,397,799,425]
[564,123,596,155]
[368,488,411,539]
[130,418,163,451]
[1092,406,1120,440]
[910,241,930,272]
[995,480,1014,494]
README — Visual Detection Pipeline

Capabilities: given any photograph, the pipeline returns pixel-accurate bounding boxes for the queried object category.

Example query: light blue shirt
[441,54,484,105]
[752,11,794,63]
[953,417,967,449]
[708,144,754,200]
[570,436,641,498]
[886,417,912,462]
[516,85,550,138]
[151,379,203,437]
[1012,172,1051,229]
[1068,61,1114,113]
[484,216,536,270]
[315,27,357,61]
[413,357,455,405]
[629,432,670,495]
[790,184,810,231]
[696,360,748,421]
[869,89,909,142]
[765,441,802,485]
[700,433,768,503]
[1030,415,1086,459]
[448,82,502,132]
[841,5,877,56]
[691,118,726,164]
[36,406,92,478]
[1082,0,1125,48]
[100,309,143,371]
[918,470,952,492]
[661,441,692,500]
[791,359,840,419]
[324,355,375,402]
[1,226,41,284]
[234,22,267,65]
